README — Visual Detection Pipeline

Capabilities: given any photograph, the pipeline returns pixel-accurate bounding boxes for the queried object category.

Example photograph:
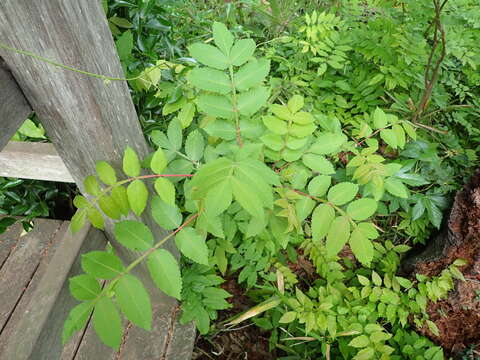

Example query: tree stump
[402,170,480,355]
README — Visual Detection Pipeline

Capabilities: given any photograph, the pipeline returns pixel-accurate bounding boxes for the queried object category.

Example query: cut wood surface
[0,59,32,151]
[0,141,73,182]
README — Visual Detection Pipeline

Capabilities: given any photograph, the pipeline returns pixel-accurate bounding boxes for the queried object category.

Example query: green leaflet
[235,59,270,91]
[122,146,140,177]
[231,176,264,219]
[63,301,93,344]
[71,209,87,234]
[127,179,148,216]
[311,204,335,241]
[154,177,176,206]
[346,198,377,221]
[188,157,233,199]
[213,21,234,55]
[373,107,387,129]
[151,196,182,230]
[204,179,233,217]
[99,194,121,220]
[385,178,409,198]
[197,94,234,119]
[81,251,125,279]
[349,227,374,266]
[147,249,182,299]
[309,132,346,155]
[87,207,104,230]
[175,227,209,265]
[96,161,117,185]
[326,216,350,258]
[237,86,270,116]
[189,67,231,94]
[308,175,332,197]
[151,148,168,174]
[302,154,335,174]
[380,129,398,149]
[114,220,154,251]
[111,186,130,216]
[93,297,123,350]
[327,182,359,205]
[185,130,205,161]
[287,95,304,113]
[115,274,152,330]
[69,274,102,301]
[188,43,229,70]
[167,119,183,151]
[229,38,256,66]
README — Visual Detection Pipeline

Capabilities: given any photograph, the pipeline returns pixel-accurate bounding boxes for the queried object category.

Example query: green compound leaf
[229,38,256,66]
[96,161,117,186]
[175,227,209,265]
[349,227,374,266]
[81,251,124,279]
[346,198,377,221]
[151,196,182,230]
[311,204,335,241]
[189,67,231,94]
[115,274,152,330]
[84,175,101,196]
[237,86,270,116]
[93,297,123,350]
[188,43,229,70]
[302,154,335,174]
[122,146,141,177]
[213,22,234,55]
[147,249,182,300]
[154,177,176,206]
[327,182,359,206]
[197,94,234,119]
[151,148,168,174]
[69,274,102,301]
[235,59,270,91]
[114,220,153,251]
[62,301,93,344]
[326,216,350,258]
[127,179,148,216]
[308,175,332,197]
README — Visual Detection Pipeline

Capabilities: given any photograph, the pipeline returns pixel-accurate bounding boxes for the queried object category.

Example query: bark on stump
[402,170,480,355]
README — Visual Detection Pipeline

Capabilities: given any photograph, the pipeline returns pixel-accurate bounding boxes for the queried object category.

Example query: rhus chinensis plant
[64,22,464,358]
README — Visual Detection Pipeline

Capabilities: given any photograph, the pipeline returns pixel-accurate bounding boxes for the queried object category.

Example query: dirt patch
[406,170,480,354]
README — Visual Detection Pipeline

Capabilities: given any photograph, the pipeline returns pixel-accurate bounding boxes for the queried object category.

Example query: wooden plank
[0,59,32,151]
[0,222,107,360]
[0,2,193,357]
[0,221,23,269]
[0,141,73,182]
[0,219,62,331]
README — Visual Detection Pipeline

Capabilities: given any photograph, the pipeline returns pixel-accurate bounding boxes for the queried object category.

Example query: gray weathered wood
[0,219,62,331]
[0,1,194,358]
[0,141,73,182]
[0,59,32,151]
[0,221,23,269]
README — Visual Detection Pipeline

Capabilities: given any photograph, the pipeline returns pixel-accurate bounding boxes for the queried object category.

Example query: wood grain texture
[0,59,32,151]
[0,219,62,331]
[0,0,177,308]
[0,141,73,182]
[0,221,23,269]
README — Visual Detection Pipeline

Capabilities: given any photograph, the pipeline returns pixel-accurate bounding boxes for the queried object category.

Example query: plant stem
[229,65,243,148]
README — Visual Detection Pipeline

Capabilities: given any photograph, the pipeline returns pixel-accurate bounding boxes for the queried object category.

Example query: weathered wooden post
[0,1,195,358]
